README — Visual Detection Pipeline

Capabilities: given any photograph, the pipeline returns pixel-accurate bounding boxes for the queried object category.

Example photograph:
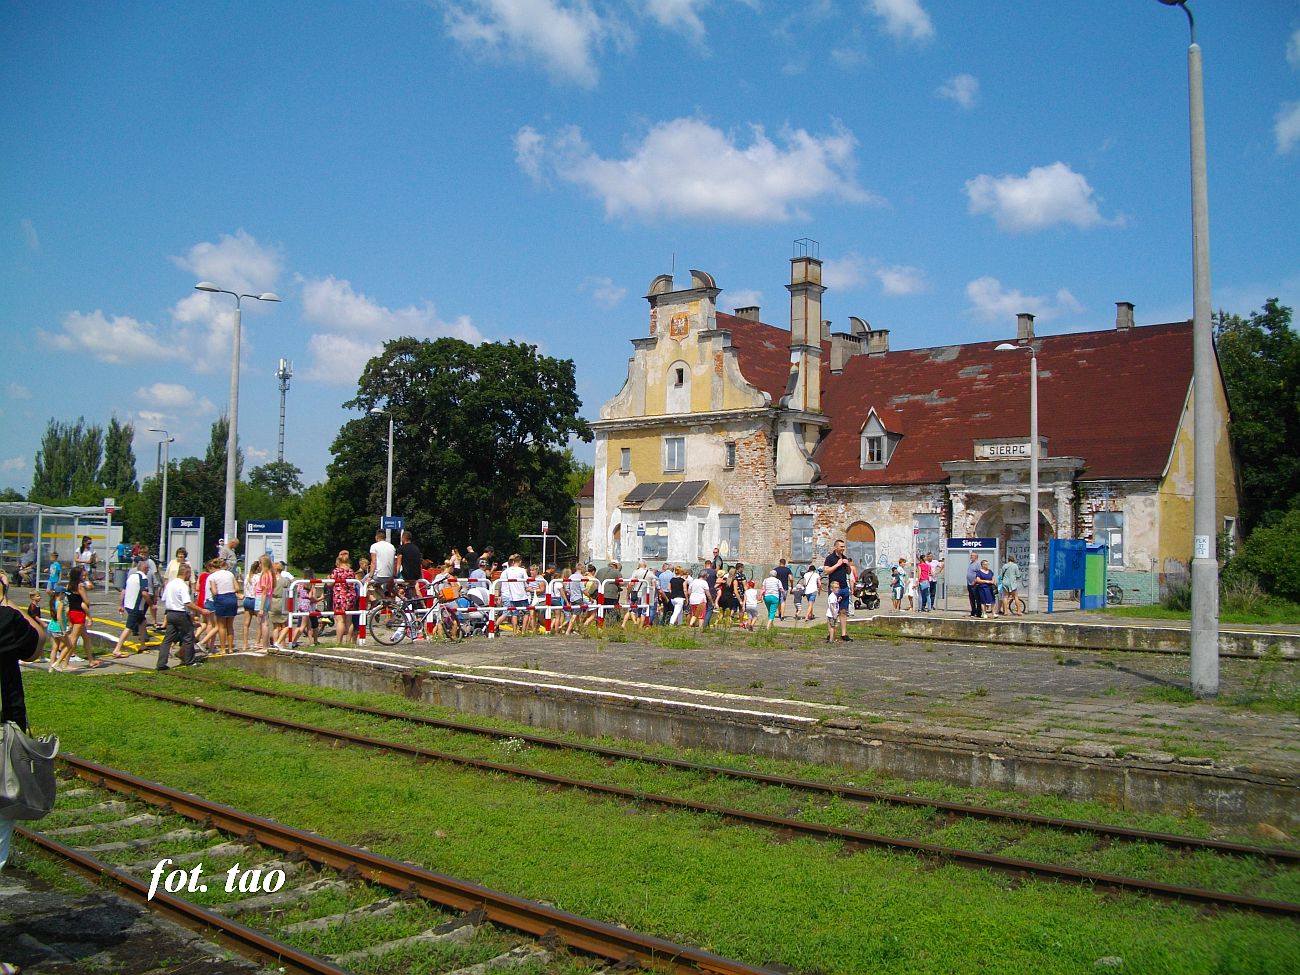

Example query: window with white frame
[718,514,740,561]
[642,521,668,560]
[724,441,736,469]
[1094,511,1125,568]
[619,447,630,473]
[1222,516,1237,559]
[864,436,883,464]
[790,514,814,563]
[663,436,685,472]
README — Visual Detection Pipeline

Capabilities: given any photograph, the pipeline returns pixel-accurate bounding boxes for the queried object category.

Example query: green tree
[249,461,304,503]
[30,417,104,504]
[329,337,592,559]
[99,416,138,496]
[283,480,353,573]
[1215,299,1300,532]
[1229,505,1300,602]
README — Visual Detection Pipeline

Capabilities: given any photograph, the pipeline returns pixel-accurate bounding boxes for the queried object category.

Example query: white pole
[1188,37,1219,695]
[223,301,241,544]
[160,438,171,564]
[1028,349,1040,613]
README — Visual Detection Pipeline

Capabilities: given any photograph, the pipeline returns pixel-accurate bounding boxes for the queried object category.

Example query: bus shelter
[0,502,123,592]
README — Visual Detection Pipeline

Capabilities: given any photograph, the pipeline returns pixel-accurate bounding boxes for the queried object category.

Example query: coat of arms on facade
[668,312,689,341]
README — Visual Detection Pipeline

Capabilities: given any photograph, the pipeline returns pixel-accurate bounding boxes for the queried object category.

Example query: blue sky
[3,0,1298,496]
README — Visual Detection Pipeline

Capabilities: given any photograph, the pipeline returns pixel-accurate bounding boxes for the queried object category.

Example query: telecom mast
[276,358,293,463]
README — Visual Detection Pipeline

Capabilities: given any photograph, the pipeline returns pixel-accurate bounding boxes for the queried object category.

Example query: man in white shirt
[110,556,152,658]
[369,530,397,597]
[500,554,529,631]
[156,564,209,670]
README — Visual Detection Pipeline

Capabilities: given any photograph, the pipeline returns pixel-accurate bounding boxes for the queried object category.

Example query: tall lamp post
[370,407,395,542]
[147,428,174,561]
[996,341,1040,613]
[194,282,281,546]
[1158,0,1218,696]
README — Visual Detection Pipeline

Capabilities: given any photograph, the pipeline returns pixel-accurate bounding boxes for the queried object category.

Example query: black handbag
[0,721,59,820]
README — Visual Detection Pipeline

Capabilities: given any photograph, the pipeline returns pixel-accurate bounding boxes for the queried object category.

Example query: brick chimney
[734,305,761,321]
[787,246,825,413]
[1115,301,1135,330]
[1017,312,1036,342]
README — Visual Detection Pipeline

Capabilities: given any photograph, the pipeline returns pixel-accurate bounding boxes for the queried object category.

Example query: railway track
[173,675,1300,862]
[18,756,778,975]
[124,681,1300,919]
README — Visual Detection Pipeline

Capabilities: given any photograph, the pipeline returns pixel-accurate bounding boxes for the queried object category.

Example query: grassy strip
[23,671,1300,975]
[146,675,1300,903]
[1100,604,1300,626]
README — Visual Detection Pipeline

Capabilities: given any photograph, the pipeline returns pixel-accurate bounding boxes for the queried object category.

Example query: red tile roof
[721,313,1193,486]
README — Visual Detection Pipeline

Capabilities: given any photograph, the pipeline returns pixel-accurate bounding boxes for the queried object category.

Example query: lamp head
[257,292,281,302]
[194,282,219,293]
[1158,0,1186,6]
[994,343,1018,352]
[369,407,388,417]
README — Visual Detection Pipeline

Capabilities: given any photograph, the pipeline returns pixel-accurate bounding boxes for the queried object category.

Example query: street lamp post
[147,428,174,562]
[370,408,395,542]
[1158,0,1218,696]
[194,283,281,546]
[996,342,1040,613]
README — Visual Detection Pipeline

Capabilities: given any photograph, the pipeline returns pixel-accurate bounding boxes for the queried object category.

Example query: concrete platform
[208,616,1299,833]
[26,584,1297,831]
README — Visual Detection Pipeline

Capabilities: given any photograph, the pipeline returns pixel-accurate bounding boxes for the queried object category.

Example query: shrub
[1162,578,1192,611]
[1232,507,1300,602]
[1220,572,1269,615]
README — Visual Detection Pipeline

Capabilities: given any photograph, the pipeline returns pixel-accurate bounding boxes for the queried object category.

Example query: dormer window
[859,408,900,469]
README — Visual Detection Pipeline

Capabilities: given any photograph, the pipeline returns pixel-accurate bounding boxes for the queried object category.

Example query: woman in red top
[330,551,357,646]
[65,566,100,668]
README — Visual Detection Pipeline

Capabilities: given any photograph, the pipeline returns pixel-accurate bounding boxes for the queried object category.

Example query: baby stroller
[455,592,491,637]
[854,571,880,611]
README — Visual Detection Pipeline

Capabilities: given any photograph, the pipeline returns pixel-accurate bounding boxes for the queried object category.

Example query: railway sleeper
[42,813,165,836]
[444,943,554,975]
[214,876,349,916]
[279,895,406,934]
[119,839,253,871]
[330,919,478,965]
[78,827,219,854]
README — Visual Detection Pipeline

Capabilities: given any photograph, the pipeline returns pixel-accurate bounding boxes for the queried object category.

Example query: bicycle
[368,595,460,645]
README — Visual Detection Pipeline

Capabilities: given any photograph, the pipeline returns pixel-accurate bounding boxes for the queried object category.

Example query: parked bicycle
[368,595,461,644]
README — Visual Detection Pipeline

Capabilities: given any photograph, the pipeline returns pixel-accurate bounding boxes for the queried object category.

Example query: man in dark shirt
[702,562,718,627]
[824,540,852,641]
[774,558,793,620]
[395,530,424,596]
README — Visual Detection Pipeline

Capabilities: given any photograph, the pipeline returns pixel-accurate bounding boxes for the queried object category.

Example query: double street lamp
[995,342,1040,613]
[370,407,395,542]
[147,428,174,562]
[1158,0,1218,696]
[194,282,281,547]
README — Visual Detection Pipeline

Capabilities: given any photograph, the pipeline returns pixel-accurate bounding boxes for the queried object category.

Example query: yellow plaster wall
[1157,372,1240,565]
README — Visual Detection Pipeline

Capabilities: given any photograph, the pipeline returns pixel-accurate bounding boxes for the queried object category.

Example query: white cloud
[1,457,26,474]
[134,382,216,415]
[645,0,708,44]
[582,276,627,309]
[20,218,39,253]
[1275,101,1300,155]
[965,161,1120,233]
[824,252,927,296]
[6,383,31,401]
[1287,27,1300,69]
[867,0,934,43]
[937,73,978,109]
[170,229,282,296]
[443,0,627,88]
[39,310,184,365]
[720,288,763,313]
[875,263,927,296]
[516,117,876,222]
[245,446,272,463]
[300,276,484,385]
[965,276,1082,325]
[823,253,872,290]
[831,46,867,71]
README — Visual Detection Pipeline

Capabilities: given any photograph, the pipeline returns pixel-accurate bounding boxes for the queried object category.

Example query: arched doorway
[975,501,1052,584]
[846,521,876,571]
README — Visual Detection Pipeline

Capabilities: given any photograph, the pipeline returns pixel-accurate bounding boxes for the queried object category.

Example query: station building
[581,249,1241,602]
